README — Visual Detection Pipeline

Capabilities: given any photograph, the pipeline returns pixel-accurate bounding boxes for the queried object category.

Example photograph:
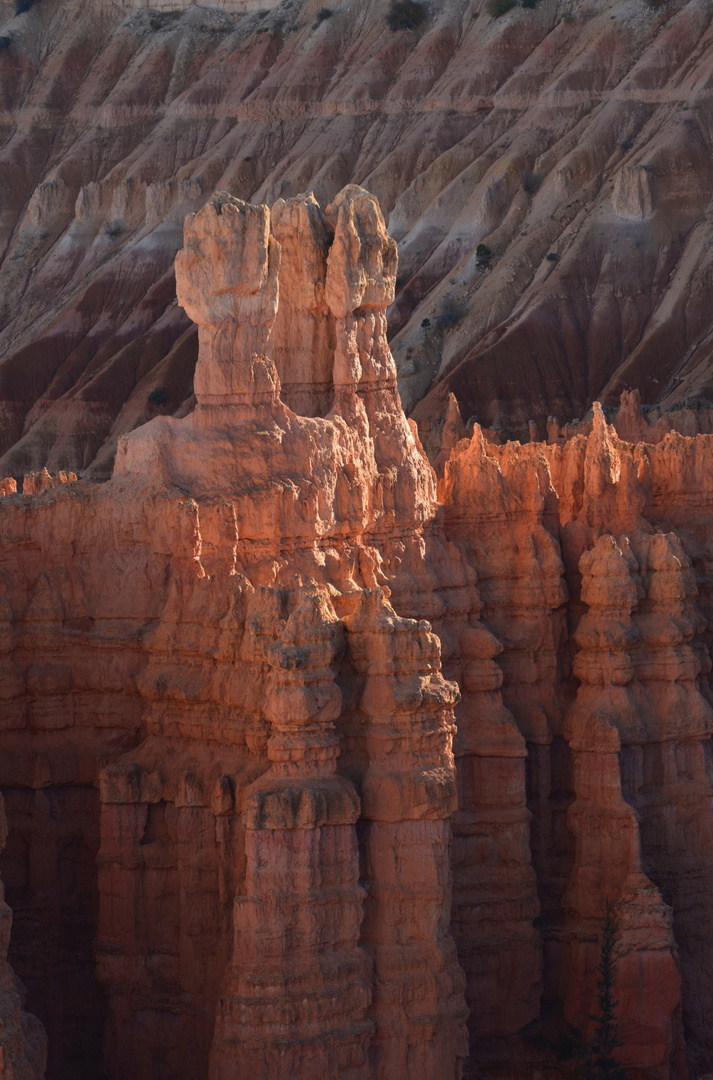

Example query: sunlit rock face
[0,186,468,1080]
[5,186,713,1080]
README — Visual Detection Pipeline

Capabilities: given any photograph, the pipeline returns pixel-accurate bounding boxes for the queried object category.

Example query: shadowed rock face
[7,185,713,1080]
[438,406,713,1080]
[5,0,713,474]
[0,795,46,1080]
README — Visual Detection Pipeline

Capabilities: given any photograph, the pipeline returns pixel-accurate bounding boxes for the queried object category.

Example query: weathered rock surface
[440,405,713,1078]
[7,183,713,1080]
[0,184,469,1080]
[7,0,713,473]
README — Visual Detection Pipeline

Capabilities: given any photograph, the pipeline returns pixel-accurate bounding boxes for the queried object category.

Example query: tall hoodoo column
[270,193,335,418]
[209,586,372,1079]
[561,535,685,1080]
[0,183,494,1080]
[325,185,436,532]
[440,427,564,1040]
[626,531,713,1073]
[345,589,468,1080]
[449,606,541,1048]
[175,193,281,412]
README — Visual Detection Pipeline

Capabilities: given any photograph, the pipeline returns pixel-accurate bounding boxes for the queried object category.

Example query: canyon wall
[4,185,713,1079]
[5,0,713,476]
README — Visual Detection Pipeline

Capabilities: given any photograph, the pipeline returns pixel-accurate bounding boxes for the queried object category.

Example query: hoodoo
[4,187,713,1078]
[0,186,469,1080]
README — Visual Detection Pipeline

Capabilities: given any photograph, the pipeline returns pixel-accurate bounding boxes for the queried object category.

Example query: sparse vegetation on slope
[148,386,169,407]
[386,0,428,31]
[486,0,516,16]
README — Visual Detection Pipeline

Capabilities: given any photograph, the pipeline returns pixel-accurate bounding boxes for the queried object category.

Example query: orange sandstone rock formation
[7,185,713,1080]
[441,407,713,1078]
[560,533,686,1080]
[0,184,468,1080]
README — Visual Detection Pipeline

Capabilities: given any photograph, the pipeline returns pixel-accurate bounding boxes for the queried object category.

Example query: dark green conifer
[582,900,627,1080]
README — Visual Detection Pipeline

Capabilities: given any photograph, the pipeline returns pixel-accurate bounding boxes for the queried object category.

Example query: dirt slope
[0,0,712,472]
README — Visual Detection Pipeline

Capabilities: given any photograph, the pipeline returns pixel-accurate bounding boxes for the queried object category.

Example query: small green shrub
[476,243,492,266]
[486,0,516,16]
[421,317,431,331]
[148,387,169,408]
[521,0,539,8]
[386,0,428,31]
[105,220,123,239]
[437,295,467,329]
[149,10,182,30]
[0,35,12,51]
[522,168,541,195]
[546,252,558,262]
[316,6,333,20]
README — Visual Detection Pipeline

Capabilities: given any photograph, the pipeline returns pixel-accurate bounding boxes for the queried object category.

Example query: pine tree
[581,900,627,1080]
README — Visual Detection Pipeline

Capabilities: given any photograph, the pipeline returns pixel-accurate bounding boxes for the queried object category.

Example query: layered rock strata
[0,184,469,1080]
[440,407,713,1078]
[8,0,713,473]
[560,533,686,1080]
[6,187,713,1080]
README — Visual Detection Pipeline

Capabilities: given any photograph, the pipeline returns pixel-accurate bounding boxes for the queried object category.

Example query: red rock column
[561,535,685,1080]
[270,192,335,417]
[346,588,468,1080]
[440,426,567,1029]
[385,523,543,1049]
[175,194,281,413]
[450,614,541,1045]
[627,531,713,1071]
[325,185,436,532]
[209,586,372,1080]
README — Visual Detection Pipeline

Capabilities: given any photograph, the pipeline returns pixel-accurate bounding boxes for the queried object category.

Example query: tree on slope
[582,900,627,1080]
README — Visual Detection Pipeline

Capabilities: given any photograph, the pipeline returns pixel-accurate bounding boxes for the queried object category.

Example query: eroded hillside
[1,0,713,471]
